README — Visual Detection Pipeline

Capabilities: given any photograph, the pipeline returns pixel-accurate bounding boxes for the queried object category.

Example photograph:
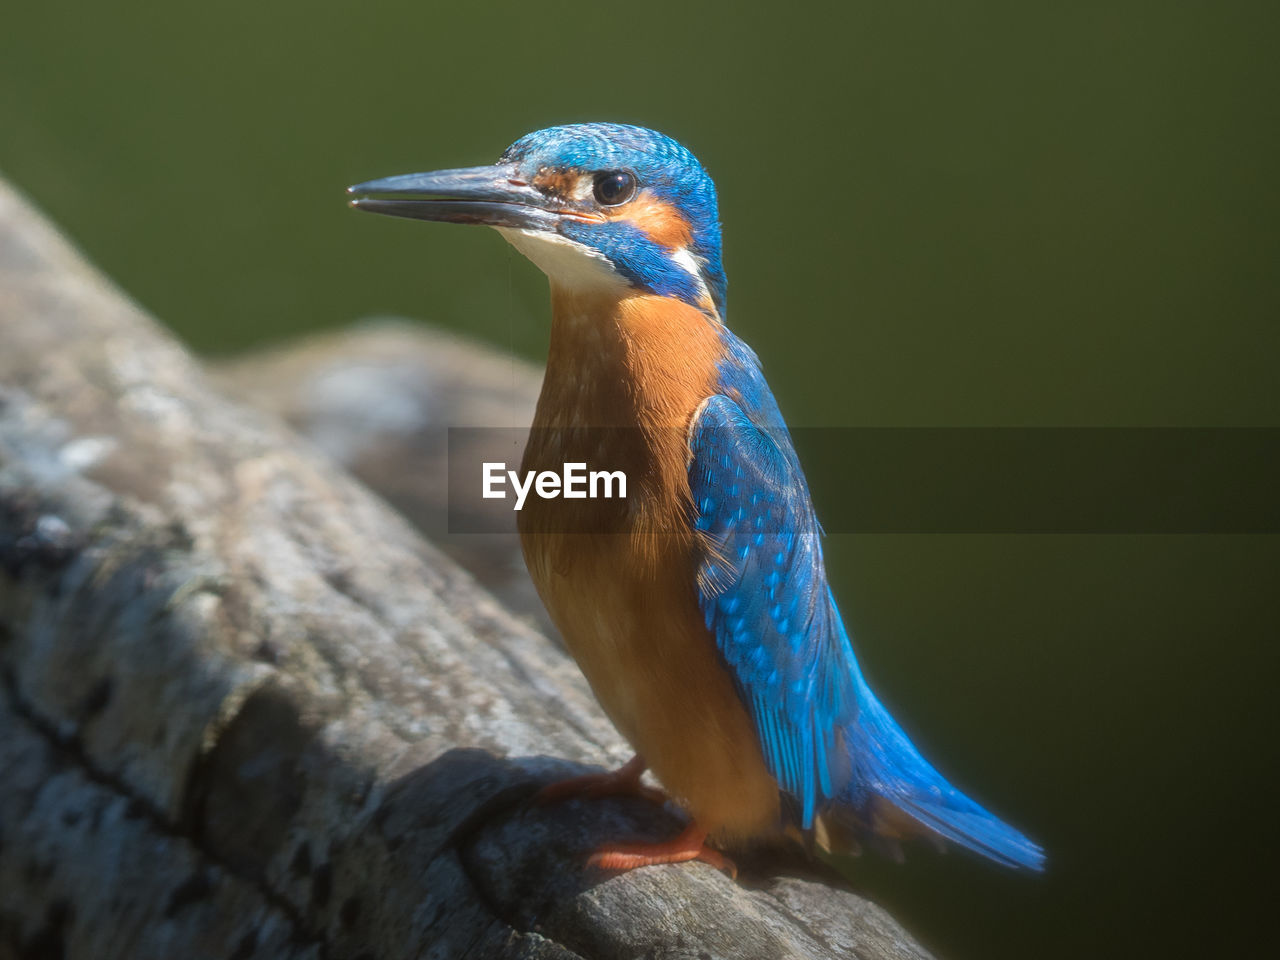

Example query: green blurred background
[2,2,1276,957]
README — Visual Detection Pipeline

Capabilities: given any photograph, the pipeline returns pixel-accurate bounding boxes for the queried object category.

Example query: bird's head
[349,123,725,316]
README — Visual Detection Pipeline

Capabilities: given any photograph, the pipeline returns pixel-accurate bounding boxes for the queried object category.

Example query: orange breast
[518,287,780,841]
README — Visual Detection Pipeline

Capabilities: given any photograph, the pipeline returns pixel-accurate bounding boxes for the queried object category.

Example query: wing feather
[687,391,1044,869]
[689,394,854,827]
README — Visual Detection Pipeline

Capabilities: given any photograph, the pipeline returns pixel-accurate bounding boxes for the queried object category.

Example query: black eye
[593,171,637,206]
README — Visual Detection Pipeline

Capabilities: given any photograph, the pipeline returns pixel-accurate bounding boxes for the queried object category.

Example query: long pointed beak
[347,164,573,231]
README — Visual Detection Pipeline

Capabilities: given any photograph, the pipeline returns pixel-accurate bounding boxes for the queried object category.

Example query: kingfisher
[349,123,1044,875]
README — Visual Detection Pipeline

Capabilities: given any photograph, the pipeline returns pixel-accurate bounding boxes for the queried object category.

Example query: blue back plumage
[691,333,1045,870]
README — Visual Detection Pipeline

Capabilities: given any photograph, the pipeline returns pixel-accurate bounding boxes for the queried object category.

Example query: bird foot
[588,822,737,879]
[534,755,667,807]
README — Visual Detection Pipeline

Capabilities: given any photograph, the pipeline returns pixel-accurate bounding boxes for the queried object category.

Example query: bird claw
[587,822,737,879]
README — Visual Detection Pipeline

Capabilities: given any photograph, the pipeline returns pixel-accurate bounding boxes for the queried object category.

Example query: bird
[348,123,1044,876]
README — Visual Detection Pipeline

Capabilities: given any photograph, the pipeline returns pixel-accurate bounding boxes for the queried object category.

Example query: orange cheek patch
[532,169,581,201]
[608,193,693,250]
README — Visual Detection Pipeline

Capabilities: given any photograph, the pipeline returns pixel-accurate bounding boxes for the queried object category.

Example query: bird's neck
[520,284,724,551]
[534,284,724,432]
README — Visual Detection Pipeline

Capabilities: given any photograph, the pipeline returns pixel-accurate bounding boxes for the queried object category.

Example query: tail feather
[834,676,1046,871]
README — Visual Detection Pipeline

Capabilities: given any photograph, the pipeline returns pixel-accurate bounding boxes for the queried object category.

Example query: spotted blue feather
[689,333,1045,869]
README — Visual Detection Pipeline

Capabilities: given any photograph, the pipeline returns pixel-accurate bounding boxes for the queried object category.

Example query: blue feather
[690,334,1045,871]
[560,219,705,304]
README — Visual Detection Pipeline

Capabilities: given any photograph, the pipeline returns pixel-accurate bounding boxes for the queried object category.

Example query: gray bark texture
[0,178,933,960]
[212,320,552,638]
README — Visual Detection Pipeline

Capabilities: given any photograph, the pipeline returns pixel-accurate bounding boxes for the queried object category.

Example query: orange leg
[588,821,737,879]
[534,755,667,807]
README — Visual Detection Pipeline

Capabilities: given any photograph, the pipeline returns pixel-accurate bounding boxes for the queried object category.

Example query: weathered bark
[213,320,552,636]
[0,178,932,960]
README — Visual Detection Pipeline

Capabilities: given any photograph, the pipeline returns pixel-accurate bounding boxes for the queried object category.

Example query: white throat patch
[495,227,627,293]
[495,225,713,312]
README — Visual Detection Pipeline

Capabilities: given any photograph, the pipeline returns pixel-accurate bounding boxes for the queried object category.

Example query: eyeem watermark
[449,427,1280,533]
[482,462,627,511]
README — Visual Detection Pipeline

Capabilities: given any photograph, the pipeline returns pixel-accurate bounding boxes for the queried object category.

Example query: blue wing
[689,393,853,829]
[688,369,1044,870]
